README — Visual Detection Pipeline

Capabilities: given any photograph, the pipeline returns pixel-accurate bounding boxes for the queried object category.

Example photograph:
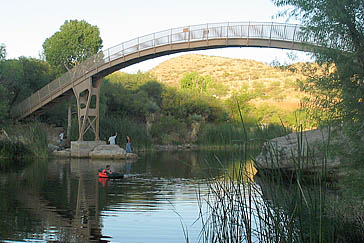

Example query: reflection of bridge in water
[1,151,260,241]
[11,22,316,141]
[11,154,203,242]
[16,159,131,242]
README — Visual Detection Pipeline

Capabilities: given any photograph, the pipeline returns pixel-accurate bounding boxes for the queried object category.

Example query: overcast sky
[1,0,312,72]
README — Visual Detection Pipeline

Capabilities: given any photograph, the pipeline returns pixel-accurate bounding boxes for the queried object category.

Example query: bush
[0,122,48,159]
[198,123,248,146]
[150,116,187,144]
[100,116,152,150]
[0,139,29,159]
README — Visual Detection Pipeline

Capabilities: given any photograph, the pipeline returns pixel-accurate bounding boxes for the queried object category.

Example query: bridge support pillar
[73,77,102,141]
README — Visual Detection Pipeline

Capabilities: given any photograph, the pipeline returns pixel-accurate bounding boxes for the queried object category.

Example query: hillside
[149,54,307,112]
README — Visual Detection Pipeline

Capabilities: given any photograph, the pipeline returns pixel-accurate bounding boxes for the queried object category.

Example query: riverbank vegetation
[1,51,308,153]
[0,122,48,160]
[194,0,364,241]
[0,6,363,241]
[196,125,364,242]
[0,51,55,159]
[0,51,347,156]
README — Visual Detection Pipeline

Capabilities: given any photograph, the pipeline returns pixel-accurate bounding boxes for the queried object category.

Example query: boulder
[254,128,341,172]
[89,144,138,159]
[52,148,71,157]
[71,141,106,158]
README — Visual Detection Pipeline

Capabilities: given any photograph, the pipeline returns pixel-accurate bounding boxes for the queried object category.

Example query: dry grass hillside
[149,54,308,112]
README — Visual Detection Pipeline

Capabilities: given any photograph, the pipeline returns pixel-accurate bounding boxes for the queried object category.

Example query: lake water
[0,150,258,243]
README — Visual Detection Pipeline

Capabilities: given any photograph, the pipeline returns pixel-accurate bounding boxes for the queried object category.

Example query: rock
[48,143,59,152]
[71,141,106,158]
[125,152,138,159]
[189,121,200,142]
[52,148,71,157]
[154,144,199,151]
[254,128,341,172]
[52,141,138,159]
[89,144,138,159]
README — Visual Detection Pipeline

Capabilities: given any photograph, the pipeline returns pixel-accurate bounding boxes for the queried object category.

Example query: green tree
[272,0,364,156]
[0,43,6,60]
[0,84,9,123]
[179,72,211,93]
[226,86,257,123]
[0,57,54,106]
[0,44,9,123]
[42,19,103,74]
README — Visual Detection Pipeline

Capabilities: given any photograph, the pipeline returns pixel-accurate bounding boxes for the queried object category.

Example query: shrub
[0,139,29,159]
[150,116,187,144]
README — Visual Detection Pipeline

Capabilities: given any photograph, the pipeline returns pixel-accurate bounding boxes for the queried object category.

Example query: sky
[1,0,312,73]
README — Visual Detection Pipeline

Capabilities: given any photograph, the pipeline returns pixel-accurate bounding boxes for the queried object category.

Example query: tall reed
[197,123,245,147]
[195,97,344,242]
[0,122,48,159]
[197,126,338,242]
[24,122,49,158]
[100,116,152,150]
[0,139,29,160]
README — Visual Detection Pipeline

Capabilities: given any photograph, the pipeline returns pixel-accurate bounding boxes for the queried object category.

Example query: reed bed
[0,122,48,160]
[198,123,291,148]
[195,123,345,242]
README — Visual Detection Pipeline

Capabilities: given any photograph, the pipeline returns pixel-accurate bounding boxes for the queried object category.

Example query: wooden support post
[72,77,101,141]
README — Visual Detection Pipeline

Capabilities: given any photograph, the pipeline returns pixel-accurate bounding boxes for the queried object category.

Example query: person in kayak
[100,165,112,177]
[105,165,112,174]
[98,165,123,179]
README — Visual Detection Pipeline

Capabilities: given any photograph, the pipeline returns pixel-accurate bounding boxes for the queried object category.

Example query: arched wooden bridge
[11,22,316,141]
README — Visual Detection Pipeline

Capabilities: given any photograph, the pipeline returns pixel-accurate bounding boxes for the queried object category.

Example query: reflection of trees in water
[0,158,104,242]
[134,150,256,179]
[252,174,339,242]
[1,150,260,242]
[196,166,305,242]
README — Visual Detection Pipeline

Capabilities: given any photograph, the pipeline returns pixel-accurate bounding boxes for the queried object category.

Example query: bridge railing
[12,21,313,119]
[103,22,309,64]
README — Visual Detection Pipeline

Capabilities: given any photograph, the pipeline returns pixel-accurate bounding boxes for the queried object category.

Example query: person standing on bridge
[108,132,117,145]
[126,135,132,153]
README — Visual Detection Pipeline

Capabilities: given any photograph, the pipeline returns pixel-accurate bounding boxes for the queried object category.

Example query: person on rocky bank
[108,132,117,145]
[126,136,132,153]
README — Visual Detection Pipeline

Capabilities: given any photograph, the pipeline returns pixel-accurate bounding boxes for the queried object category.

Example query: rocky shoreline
[253,127,349,185]
[51,142,199,159]
[52,142,138,159]
[50,126,345,176]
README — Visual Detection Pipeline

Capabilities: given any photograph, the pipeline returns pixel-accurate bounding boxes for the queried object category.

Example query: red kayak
[98,169,124,179]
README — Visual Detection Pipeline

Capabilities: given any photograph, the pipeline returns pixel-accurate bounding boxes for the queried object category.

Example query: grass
[0,139,29,160]
[197,122,292,148]
[195,120,364,242]
[99,116,153,151]
[0,122,48,160]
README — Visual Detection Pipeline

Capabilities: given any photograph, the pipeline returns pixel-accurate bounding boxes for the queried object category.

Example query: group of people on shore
[58,130,132,153]
[108,132,132,153]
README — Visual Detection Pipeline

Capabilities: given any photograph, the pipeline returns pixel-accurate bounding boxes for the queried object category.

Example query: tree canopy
[272,0,364,153]
[0,44,6,60]
[179,72,211,93]
[0,57,55,107]
[42,19,103,75]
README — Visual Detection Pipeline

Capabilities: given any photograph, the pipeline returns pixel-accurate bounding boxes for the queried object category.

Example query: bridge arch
[11,22,315,141]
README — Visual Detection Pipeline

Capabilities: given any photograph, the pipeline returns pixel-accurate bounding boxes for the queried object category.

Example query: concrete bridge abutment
[71,141,106,158]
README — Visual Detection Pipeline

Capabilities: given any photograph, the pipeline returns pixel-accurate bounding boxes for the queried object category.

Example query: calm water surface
[0,150,257,243]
